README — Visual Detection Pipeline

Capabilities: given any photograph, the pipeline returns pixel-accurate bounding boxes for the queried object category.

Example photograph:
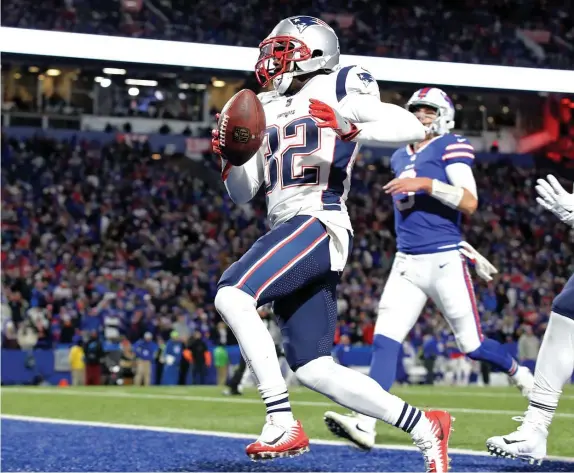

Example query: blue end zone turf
[2,418,573,472]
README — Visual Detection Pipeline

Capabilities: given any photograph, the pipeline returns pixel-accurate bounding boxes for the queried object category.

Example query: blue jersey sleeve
[389,148,405,175]
[440,134,475,167]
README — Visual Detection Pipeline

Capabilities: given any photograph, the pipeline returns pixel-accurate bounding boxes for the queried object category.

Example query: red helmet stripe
[418,87,432,98]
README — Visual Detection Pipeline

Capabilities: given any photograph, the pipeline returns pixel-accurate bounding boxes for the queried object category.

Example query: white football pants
[375,249,483,353]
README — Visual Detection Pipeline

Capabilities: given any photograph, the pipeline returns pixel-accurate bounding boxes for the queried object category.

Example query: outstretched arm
[308,66,426,145]
[339,95,426,144]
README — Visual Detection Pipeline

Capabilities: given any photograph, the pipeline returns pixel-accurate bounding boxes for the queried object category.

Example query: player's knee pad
[374,308,409,342]
[214,286,257,327]
[294,356,338,390]
[448,326,481,354]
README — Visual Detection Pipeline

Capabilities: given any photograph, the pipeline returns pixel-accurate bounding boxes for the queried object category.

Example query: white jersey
[257,65,379,231]
[222,65,426,270]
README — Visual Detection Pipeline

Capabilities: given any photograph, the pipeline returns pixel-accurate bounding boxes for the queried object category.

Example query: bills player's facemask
[255,36,312,88]
[410,105,444,136]
[411,105,438,126]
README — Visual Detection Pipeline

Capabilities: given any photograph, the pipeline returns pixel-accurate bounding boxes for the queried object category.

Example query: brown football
[217,89,266,166]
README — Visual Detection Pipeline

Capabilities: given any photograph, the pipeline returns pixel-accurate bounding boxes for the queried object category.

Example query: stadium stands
[2,0,573,69]
[2,133,572,354]
[1,0,573,390]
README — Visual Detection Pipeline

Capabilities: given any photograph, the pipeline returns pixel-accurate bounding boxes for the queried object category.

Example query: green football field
[2,384,574,459]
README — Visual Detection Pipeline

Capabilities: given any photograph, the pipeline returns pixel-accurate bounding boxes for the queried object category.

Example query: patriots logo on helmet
[357,71,375,88]
[289,16,328,33]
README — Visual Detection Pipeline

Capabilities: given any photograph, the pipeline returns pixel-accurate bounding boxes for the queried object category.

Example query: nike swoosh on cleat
[436,423,444,441]
[356,423,371,434]
[266,432,286,445]
[503,438,525,445]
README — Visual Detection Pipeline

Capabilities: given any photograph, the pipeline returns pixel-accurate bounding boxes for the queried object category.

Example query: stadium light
[103,67,126,75]
[128,87,139,96]
[1,27,574,93]
[125,78,158,86]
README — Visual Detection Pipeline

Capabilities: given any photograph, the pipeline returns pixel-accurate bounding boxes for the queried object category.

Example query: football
[217,89,266,166]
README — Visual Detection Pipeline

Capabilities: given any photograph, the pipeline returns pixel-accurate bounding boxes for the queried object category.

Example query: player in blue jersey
[323,87,534,450]
[487,175,574,464]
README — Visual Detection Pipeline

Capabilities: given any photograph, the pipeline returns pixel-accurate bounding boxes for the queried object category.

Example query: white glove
[458,241,498,282]
[535,174,574,227]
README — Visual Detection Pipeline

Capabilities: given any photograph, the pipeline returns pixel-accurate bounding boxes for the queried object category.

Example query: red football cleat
[246,418,310,461]
[412,410,454,473]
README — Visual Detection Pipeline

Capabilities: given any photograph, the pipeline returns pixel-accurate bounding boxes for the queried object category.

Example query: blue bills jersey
[390,134,475,255]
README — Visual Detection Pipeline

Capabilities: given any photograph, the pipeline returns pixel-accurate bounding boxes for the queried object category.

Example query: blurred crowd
[2,134,573,363]
[2,0,573,69]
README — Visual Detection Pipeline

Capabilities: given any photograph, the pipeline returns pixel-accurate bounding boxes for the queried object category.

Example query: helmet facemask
[255,36,312,89]
[255,17,340,95]
[409,102,454,136]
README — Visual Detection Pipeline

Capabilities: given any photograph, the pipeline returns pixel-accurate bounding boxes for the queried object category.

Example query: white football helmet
[406,87,455,135]
[255,16,340,95]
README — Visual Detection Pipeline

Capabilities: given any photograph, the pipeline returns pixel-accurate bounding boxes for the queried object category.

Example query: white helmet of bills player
[255,16,340,95]
[406,87,455,136]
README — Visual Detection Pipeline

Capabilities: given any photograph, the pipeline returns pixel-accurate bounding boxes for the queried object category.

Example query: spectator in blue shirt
[133,332,158,386]
[422,333,440,385]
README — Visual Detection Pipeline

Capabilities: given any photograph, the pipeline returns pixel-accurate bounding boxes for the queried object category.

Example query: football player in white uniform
[487,175,574,464]
[212,16,453,472]
[323,87,534,450]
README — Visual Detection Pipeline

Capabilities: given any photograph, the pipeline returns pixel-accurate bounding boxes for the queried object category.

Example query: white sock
[296,357,425,434]
[528,311,574,429]
[215,286,294,425]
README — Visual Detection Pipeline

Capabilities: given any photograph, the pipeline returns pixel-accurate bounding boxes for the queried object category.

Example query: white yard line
[4,387,574,418]
[129,386,574,401]
[13,384,572,400]
[391,388,574,401]
[3,414,573,463]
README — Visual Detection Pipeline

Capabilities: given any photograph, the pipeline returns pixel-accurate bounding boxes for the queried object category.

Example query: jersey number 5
[395,169,417,211]
[262,117,321,194]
